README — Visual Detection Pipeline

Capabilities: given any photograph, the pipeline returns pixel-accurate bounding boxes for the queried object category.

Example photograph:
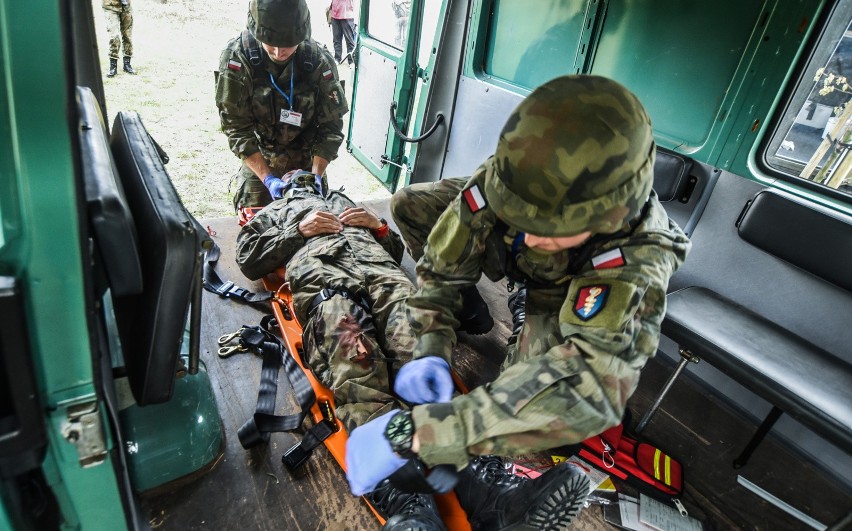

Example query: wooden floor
[141,206,850,531]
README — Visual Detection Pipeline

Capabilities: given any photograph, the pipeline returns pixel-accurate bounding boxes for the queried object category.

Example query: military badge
[462,184,487,213]
[227,59,242,71]
[322,69,333,80]
[591,248,625,269]
[328,89,341,105]
[573,285,609,321]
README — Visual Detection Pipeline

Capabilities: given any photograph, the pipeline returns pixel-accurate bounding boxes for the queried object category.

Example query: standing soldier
[102,0,135,78]
[345,75,692,530]
[216,0,348,211]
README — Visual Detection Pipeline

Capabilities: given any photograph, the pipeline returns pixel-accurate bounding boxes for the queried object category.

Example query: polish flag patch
[591,248,626,269]
[462,184,487,213]
[322,69,333,80]
[227,60,242,71]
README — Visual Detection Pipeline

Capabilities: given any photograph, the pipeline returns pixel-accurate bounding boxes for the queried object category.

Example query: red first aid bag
[578,424,683,497]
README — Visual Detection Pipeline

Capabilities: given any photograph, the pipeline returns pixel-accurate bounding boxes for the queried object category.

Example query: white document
[639,494,703,531]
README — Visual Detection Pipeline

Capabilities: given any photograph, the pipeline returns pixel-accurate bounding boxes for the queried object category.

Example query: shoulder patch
[322,69,333,80]
[591,248,625,269]
[227,59,242,71]
[573,285,609,321]
[462,184,487,213]
[561,278,639,330]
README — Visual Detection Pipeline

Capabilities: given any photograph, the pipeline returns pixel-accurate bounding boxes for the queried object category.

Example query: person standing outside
[329,0,356,65]
[102,0,135,78]
[216,0,349,210]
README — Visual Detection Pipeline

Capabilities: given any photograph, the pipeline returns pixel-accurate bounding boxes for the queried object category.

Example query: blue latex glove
[345,410,408,495]
[262,174,286,199]
[394,356,454,404]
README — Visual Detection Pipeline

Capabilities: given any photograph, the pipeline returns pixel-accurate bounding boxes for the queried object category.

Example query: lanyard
[268,69,294,110]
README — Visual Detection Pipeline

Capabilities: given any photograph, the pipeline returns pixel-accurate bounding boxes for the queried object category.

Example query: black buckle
[281,420,336,474]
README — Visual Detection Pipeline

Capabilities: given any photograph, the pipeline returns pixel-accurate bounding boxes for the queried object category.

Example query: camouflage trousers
[390,178,467,261]
[232,148,314,210]
[104,6,133,59]
[292,254,416,433]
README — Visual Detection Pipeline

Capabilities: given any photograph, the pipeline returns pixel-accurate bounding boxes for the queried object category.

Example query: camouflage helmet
[247,0,311,48]
[483,75,655,237]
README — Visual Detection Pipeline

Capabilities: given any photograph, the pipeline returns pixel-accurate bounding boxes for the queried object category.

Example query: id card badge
[279,109,303,126]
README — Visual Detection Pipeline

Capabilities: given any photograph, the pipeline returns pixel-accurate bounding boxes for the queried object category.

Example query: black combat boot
[455,455,590,530]
[123,56,136,75]
[506,287,527,346]
[366,479,447,531]
[458,286,494,335]
[106,58,118,78]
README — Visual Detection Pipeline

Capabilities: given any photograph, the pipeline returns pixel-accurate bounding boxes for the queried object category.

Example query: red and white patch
[322,69,333,80]
[591,248,625,269]
[462,185,487,213]
[227,59,242,71]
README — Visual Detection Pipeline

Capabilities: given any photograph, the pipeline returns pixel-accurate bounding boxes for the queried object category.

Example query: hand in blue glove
[263,174,287,199]
[394,356,454,404]
[345,410,408,496]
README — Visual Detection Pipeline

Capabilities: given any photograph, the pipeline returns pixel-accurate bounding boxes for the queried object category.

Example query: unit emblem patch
[573,285,609,321]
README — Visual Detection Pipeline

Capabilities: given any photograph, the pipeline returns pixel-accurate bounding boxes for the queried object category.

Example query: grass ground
[94,0,388,218]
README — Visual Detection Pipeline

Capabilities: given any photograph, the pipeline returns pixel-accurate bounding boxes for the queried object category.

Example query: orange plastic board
[261,271,471,530]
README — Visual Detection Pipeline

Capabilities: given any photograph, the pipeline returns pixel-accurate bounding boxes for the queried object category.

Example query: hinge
[62,401,108,468]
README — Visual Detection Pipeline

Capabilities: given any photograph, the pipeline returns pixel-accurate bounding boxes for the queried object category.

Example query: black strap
[236,318,319,449]
[281,420,337,472]
[202,243,274,308]
[388,459,459,494]
[307,287,371,317]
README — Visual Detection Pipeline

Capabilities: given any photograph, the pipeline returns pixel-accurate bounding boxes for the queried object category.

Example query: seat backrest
[79,86,143,296]
[109,111,206,405]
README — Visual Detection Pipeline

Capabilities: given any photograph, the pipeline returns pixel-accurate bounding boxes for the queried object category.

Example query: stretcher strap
[237,322,317,449]
[389,459,459,494]
[202,243,274,307]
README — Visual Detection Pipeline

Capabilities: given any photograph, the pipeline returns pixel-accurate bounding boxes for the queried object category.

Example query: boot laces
[368,480,433,518]
[474,456,527,489]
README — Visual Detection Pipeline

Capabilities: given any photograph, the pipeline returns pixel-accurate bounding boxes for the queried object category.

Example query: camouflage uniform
[215,34,348,210]
[236,174,413,432]
[102,0,133,60]
[391,76,692,470]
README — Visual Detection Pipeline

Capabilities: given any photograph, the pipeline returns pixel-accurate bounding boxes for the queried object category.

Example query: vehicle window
[764,3,852,198]
[367,0,411,49]
[483,0,589,89]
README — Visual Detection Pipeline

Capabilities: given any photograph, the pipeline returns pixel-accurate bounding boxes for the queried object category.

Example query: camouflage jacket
[408,166,692,469]
[215,33,348,164]
[235,184,405,321]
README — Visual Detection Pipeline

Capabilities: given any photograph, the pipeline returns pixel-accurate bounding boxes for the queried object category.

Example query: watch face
[385,412,414,446]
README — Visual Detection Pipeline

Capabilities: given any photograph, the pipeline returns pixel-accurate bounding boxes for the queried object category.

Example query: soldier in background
[346,75,692,530]
[236,170,592,531]
[102,0,135,77]
[216,0,348,211]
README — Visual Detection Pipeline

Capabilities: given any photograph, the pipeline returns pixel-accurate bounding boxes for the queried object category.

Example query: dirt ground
[94,0,388,218]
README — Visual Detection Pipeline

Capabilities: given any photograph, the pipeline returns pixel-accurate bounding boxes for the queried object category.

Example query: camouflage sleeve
[407,175,494,363]
[376,227,406,265]
[235,202,309,280]
[309,48,348,161]
[215,43,261,159]
[412,216,690,468]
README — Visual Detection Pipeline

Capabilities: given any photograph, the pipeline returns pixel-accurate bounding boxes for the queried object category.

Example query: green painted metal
[484,0,606,88]
[398,0,451,188]
[0,0,126,528]
[119,358,224,492]
[348,0,424,191]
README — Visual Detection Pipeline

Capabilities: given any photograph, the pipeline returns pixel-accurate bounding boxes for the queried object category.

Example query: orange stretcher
[259,270,471,530]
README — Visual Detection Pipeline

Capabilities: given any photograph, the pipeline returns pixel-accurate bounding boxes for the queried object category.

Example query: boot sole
[506,466,590,530]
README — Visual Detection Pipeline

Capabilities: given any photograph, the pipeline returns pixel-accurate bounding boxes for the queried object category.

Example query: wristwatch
[384,410,416,459]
